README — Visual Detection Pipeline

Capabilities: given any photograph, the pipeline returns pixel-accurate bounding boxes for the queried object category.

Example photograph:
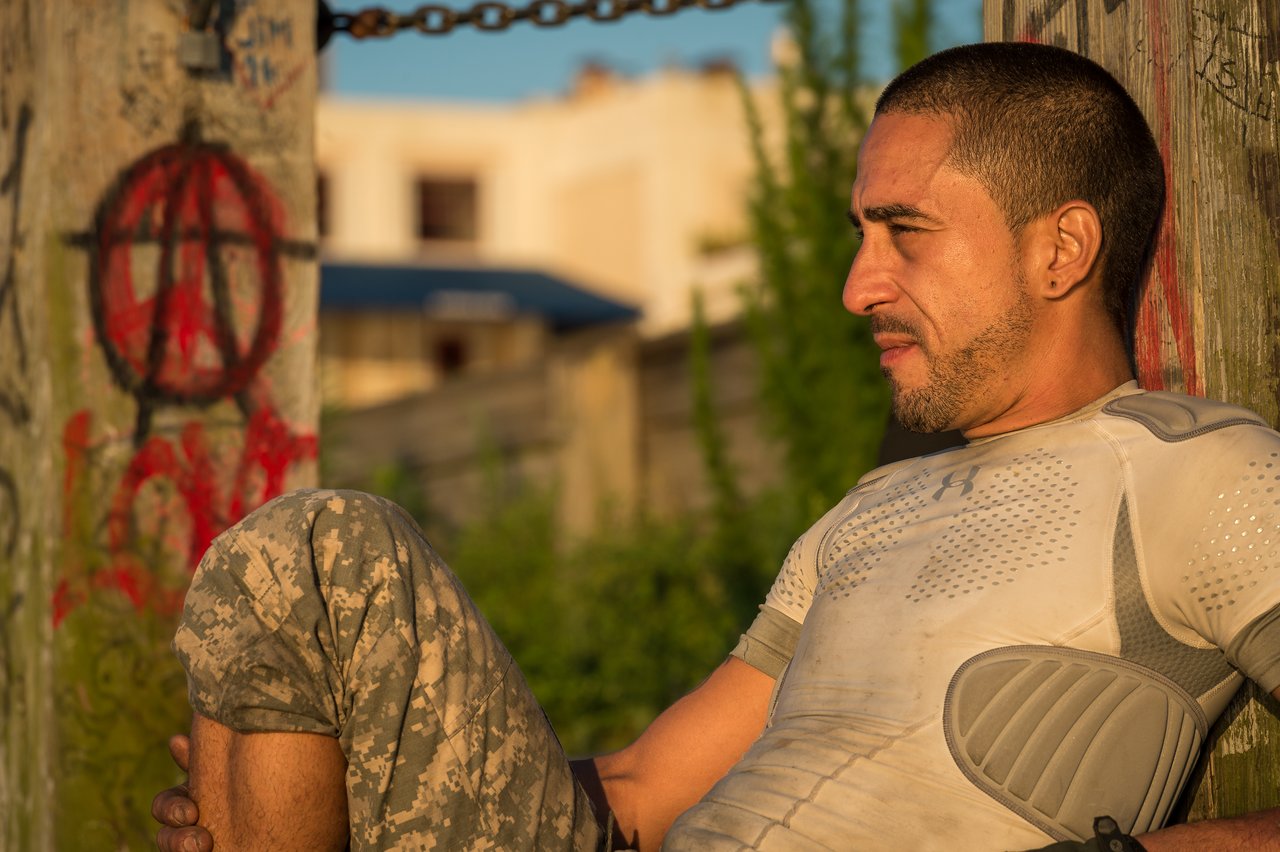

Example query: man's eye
[888,223,920,235]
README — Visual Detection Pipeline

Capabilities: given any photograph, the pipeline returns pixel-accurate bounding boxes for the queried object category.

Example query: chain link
[319,0,785,45]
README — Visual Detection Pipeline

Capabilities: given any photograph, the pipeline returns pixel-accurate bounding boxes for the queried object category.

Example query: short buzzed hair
[876,42,1165,337]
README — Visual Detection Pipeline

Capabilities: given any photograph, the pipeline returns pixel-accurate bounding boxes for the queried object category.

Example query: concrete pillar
[0,1,319,846]
[550,325,642,535]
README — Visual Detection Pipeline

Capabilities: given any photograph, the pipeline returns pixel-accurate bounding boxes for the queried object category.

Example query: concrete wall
[639,323,780,517]
[319,310,547,407]
[323,321,780,534]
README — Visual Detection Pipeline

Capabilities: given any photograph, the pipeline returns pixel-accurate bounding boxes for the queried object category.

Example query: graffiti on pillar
[1191,6,1279,126]
[119,28,171,137]
[56,122,317,627]
[1133,0,1201,395]
[0,103,33,429]
[88,126,287,442]
[54,406,317,625]
[0,102,33,574]
[0,467,16,560]
[233,11,308,109]
[1004,0,1129,48]
[1195,0,1280,404]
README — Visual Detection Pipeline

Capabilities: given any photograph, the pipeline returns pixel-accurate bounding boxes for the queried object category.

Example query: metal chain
[318,0,785,46]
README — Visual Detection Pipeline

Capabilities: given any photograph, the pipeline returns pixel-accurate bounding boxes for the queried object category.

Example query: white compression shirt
[665,384,1280,851]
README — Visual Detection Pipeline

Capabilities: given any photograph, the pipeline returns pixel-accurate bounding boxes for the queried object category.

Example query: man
[155,41,1280,850]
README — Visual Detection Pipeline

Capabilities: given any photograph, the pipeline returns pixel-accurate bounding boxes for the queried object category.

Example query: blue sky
[324,0,983,101]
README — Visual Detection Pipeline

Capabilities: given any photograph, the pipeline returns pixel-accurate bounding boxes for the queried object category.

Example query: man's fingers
[169,733,191,773]
[156,824,214,852]
[151,785,198,827]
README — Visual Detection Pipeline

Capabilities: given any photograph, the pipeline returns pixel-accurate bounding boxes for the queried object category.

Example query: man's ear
[1029,200,1102,301]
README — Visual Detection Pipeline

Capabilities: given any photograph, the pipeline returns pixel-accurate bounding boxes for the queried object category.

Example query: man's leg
[175,489,601,851]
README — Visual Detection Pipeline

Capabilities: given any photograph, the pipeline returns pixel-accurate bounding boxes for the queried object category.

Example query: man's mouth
[869,315,926,371]
[873,332,919,368]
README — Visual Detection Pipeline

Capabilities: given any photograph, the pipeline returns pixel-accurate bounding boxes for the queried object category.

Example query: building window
[316,171,330,240]
[435,337,467,376]
[415,177,477,242]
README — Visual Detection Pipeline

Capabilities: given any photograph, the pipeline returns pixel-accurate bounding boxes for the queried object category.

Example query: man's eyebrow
[847,204,942,228]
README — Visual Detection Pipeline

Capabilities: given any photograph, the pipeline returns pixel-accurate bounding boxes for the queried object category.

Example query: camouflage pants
[175,489,602,851]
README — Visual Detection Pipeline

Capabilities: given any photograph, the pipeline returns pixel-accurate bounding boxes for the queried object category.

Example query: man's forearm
[566,658,774,852]
[1138,807,1280,851]
[570,756,637,850]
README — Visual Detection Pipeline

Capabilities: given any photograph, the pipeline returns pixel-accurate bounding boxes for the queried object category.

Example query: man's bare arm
[1136,808,1280,850]
[158,661,771,851]
[186,713,349,851]
[575,656,775,852]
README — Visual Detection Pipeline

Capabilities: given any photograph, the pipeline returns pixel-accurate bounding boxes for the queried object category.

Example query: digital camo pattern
[175,489,601,851]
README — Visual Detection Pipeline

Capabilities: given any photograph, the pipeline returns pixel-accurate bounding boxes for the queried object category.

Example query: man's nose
[842,243,898,316]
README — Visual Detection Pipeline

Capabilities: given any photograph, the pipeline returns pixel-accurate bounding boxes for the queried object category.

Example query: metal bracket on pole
[180,0,221,71]
[178,29,221,71]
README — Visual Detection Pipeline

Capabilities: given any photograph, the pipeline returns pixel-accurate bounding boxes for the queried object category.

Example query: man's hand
[1026,816,1146,851]
[152,734,214,852]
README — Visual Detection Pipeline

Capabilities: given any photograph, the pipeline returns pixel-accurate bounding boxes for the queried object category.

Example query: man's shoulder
[1100,389,1273,443]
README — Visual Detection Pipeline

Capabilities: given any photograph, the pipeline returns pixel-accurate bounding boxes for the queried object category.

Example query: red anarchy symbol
[89,139,285,410]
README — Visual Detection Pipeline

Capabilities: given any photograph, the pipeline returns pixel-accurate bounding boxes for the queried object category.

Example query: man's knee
[204,487,438,601]
[177,487,456,738]
[222,487,424,551]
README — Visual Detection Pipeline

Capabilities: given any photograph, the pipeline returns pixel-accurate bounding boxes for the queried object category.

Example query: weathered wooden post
[0,1,319,847]
[988,0,1280,823]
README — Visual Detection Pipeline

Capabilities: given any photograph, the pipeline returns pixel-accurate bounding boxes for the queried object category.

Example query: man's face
[844,112,1036,435]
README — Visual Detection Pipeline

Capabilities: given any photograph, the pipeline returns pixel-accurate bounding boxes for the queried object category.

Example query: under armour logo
[933,465,980,501]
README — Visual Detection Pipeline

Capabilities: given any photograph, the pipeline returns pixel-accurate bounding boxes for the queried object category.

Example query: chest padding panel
[943,646,1206,841]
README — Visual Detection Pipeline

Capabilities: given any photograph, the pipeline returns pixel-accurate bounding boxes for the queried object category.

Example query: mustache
[869,315,921,340]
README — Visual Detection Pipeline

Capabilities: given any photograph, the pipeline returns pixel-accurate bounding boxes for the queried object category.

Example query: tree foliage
[735,0,893,526]
[442,475,756,753]
[358,0,947,757]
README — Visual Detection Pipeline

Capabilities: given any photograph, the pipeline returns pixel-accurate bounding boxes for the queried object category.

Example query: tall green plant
[441,470,756,754]
[688,290,785,621]
[894,0,933,71]
[733,0,937,523]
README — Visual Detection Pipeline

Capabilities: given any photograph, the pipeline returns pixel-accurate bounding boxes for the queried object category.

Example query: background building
[317,59,775,337]
[316,60,783,531]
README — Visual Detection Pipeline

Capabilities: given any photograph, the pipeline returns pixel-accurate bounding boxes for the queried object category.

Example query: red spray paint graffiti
[54,407,316,627]
[89,130,286,441]
[56,124,316,627]
[1135,0,1201,395]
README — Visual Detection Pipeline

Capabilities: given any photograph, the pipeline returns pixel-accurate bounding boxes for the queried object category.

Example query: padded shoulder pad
[943,646,1206,841]
[1103,392,1265,442]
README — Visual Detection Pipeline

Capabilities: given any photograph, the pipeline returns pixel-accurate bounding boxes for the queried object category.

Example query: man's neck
[960,320,1135,439]
[961,374,1136,440]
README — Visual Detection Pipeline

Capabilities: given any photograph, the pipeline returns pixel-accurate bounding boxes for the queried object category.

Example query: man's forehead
[852,112,958,214]
[861,109,957,151]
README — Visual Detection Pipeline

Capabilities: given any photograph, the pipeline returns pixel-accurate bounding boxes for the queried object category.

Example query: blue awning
[320,262,639,332]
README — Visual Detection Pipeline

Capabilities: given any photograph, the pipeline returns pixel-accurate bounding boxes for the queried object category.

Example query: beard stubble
[881,288,1034,433]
